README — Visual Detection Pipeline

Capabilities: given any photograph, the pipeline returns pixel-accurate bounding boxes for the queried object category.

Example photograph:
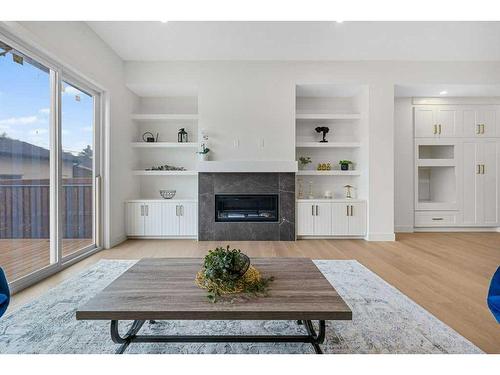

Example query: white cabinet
[331,202,367,236]
[297,202,331,236]
[414,106,459,138]
[298,200,366,237]
[462,141,500,226]
[463,107,497,138]
[126,200,198,238]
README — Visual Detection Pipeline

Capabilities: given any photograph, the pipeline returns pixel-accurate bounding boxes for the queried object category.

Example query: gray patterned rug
[0,260,482,354]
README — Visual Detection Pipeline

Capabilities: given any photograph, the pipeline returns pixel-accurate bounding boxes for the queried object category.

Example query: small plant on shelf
[195,245,274,303]
[339,160,353,171]
[298,156,312,170]
[196,144,210,161]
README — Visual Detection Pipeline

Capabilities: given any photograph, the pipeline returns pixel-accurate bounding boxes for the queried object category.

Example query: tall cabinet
[414,101,500,229]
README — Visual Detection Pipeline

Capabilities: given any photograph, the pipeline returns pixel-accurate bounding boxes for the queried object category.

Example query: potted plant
[298,156,312,170]
[339,160,353,171]
[197,144,210,161]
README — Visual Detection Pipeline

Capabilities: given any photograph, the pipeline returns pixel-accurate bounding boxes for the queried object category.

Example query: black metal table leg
[109,319,326,354]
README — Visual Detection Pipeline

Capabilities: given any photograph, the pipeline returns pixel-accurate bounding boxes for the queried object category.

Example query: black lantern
[178,128,188,143]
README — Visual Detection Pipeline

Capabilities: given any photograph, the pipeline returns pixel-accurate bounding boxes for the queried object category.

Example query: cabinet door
[179,203,198,236]
[436,107,458,137]
[331,203,349,236]
[414,107,437,138]
[161,203,179,236]
[348,202,367,236]
[462,142,479,225]
[478,109,497,137]
[144,203,163,236]
[313,203,332,235]
[480,142,499,225]
[126,203,144,236]
[463,109,480,138]
[297,202,314,235]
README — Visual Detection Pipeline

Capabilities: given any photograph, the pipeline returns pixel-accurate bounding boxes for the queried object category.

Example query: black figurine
[315,126,330,143]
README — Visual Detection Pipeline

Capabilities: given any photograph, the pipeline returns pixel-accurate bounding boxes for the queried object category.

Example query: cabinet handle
[145,205,149,216]
[346,205,349,216]
[432,217,444,221]
[438,124,442,134]
[140,205,144,216]
[315,205,319,216]
[180,205,184,216]
[175,205,179,216]
[481,124,485,134]
[482,164,485,174]
[311,205,315,216]
[477,164,481,174]
[350,205,354,216]
[433,124,437,135]
[477,124,481,134]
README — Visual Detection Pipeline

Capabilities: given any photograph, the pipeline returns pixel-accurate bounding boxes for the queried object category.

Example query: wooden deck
[0,239,93,282]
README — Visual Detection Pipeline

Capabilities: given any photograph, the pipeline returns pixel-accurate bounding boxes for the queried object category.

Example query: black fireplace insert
[215,194,279,222]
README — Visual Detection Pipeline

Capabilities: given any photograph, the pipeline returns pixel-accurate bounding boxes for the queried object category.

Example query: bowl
[159,190,176,199]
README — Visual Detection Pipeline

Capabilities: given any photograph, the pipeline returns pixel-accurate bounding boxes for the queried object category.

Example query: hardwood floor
[8,233,500,353]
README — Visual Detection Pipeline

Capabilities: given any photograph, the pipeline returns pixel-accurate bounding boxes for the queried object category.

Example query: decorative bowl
[159,190,176,199]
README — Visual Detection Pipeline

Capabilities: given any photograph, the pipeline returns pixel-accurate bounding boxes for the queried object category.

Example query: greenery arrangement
[197,145,210,154]
[298,156,312,166]
[339,160,353,165]
[195,245,274,302]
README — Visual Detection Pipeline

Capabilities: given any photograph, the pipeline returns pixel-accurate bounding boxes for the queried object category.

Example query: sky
[0,48,94,156]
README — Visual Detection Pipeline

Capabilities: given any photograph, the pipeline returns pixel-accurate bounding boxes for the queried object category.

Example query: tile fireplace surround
[198,173,295,240]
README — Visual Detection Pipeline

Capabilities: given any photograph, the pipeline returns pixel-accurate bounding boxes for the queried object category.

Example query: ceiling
[87,21,500,61]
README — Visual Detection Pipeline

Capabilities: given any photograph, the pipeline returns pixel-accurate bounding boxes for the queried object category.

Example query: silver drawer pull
[431,217,444,221]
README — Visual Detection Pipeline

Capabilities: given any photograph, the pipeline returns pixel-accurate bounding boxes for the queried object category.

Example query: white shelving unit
[131,95,200,207]
[296,142,361,148]
[295,113,361,120]
[297,170,361,176]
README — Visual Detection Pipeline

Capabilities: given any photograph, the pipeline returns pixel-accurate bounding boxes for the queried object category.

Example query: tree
[79,145,92,158]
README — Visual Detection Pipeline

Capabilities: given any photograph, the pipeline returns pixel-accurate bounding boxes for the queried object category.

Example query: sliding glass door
[0,36,101,287]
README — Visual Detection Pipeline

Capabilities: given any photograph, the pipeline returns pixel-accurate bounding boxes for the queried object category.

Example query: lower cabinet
[126,200,197,238]
[297,200,366,237]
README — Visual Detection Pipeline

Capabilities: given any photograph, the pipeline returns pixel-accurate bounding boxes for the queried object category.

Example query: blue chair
[487,266,500,324]
[0,267,10,318]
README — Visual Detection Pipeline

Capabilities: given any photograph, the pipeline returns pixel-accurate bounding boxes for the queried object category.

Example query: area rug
[0,260,482,354]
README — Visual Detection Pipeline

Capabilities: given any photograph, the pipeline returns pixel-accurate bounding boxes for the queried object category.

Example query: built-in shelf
[296,170,361,176]
[296,113,361,120]
[131,113,199,121]
[131,142,198,148]
[132,170,198,176]
[296,142,361,148]
[417,159,456,167]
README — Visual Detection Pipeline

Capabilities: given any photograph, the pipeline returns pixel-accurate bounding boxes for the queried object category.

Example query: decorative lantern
[178,128,188,143]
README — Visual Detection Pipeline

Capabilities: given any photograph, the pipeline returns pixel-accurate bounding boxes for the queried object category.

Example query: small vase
[199,153,209,161]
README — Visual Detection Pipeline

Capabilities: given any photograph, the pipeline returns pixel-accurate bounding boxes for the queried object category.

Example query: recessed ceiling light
[336,20,344,23]
[160,20,168,24]
[439,90,448,95]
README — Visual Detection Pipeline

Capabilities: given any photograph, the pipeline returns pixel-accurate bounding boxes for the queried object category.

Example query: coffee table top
[76,258,352,321]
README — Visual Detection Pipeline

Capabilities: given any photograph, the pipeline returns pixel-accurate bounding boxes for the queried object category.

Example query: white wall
[2,21,139,248]
[394,97,414,232]
[126,60,500,240]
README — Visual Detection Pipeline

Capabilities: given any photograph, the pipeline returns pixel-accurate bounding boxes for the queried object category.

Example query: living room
[0,1,499,374]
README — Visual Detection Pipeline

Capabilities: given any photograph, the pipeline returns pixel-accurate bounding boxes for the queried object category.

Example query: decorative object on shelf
[339,160,353,171]
[297,178,304,199]
[315,126,330,143]
[197,134,211,161]
[146,164,187,171]
[324,190,333,199]
[195,245,274,303]
[159,190,176,199]
[344,184,353,199]
[308,180,314,199]
[298,156,312,170]
[317,163,331,171]
[177,128,188,143]
[142,132,158,143]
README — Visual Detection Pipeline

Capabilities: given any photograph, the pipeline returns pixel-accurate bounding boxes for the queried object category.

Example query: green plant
[197,245,274,302]
[197,145,210,154]
[339,160,353,165]
[298,156,312,165]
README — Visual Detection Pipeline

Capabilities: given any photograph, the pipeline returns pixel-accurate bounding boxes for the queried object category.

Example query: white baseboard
[108,234,127,249]
[414,227,500,232]
[365,233,396,241]
[395,225,414,233]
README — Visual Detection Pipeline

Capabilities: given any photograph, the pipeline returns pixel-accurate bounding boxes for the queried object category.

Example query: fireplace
[215,194,279,222]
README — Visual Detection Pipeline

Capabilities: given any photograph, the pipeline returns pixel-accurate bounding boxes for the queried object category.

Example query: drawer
[415,211,458,227]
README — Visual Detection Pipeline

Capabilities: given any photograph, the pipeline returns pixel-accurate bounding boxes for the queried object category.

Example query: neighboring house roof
[0,136,91,166]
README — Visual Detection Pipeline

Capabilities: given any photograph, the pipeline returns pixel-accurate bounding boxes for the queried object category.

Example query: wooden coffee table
[76,258,352,354]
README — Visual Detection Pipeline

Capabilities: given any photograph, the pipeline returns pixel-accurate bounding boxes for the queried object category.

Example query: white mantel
[197,161,298,173]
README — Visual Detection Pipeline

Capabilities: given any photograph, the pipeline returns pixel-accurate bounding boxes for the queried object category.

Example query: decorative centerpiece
[197,144,210,161]
[339,160,353,171]
[298,156,312,170]
[195,245,274,302]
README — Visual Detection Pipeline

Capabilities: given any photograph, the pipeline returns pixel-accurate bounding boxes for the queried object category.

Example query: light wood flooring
[8,233,500,353]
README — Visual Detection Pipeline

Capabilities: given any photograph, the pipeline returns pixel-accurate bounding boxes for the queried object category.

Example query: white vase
[198,153,209,161]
